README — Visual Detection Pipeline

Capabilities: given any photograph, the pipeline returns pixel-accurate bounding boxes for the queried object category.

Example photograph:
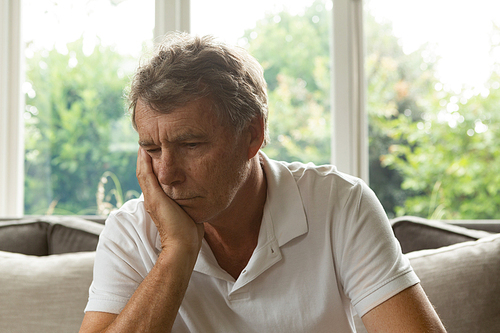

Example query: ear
[246,116,265,160]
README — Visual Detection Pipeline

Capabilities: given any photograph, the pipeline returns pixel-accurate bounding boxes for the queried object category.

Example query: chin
[188,209,221,225]
[183,209,210,225]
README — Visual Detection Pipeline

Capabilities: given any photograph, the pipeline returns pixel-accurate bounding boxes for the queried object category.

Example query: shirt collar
[259,151,308,247]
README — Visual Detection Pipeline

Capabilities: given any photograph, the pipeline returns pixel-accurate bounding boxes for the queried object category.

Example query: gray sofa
[355,217,500,333]
[0,216,103,333]
[1,215,499,332]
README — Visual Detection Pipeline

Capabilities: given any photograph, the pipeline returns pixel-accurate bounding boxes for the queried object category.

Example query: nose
[155,149,185,186]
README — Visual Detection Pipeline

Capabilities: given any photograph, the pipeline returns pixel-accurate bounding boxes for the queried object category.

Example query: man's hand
[136,147,204,252]
[79,149,204,333]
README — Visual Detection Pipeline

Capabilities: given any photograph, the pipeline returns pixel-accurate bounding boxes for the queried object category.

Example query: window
[22,0,154,215]
[5,0,497,220]
[365,0,500,219]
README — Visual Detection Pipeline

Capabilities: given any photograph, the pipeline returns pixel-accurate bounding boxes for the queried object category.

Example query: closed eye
[182,142,204,149]
[146,148,161,154]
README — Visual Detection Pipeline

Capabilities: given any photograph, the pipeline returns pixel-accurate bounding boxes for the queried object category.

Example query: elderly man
[80,33,446,333]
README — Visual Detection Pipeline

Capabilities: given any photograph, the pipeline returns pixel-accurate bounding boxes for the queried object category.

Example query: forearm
[103,246,198,333]
[362,284,446,333]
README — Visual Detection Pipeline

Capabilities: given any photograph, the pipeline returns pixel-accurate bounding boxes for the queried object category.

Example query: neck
[203,154,267,278]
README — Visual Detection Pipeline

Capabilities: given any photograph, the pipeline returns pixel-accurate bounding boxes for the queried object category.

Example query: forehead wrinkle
[170,132,210,142]
[138,120,212,147]
[136,96,227,147]
[136,100,161,146]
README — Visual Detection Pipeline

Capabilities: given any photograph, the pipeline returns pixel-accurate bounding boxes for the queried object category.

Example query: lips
[172,197,199,205]
[161,188,199,202]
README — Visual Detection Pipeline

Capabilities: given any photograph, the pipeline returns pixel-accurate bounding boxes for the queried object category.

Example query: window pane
[23,0,154,215]
[191,0,333,165]
[365,0,500,219]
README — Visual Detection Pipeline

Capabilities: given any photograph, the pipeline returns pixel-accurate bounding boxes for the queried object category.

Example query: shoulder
[100,195,160,253]
[266,156,386,233]
[276,159,370,205]
[105,196,146,232]
[284,160,361,185]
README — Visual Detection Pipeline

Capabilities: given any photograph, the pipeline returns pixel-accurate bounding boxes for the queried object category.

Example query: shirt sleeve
[85,200,160,314]
[333,179,419,317]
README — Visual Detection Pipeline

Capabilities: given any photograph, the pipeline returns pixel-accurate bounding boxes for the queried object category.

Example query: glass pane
[191,0,333,165]
[23,0,154,215]
[365,0,500,219]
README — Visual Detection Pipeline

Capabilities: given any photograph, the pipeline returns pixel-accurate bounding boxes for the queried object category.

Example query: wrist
[158,223,205,256]
[157,240,201,271]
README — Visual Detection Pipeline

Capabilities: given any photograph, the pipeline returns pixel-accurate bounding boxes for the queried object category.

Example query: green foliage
[363,11,444,217]
[24,38,140,214]
[245,0,331,165]
[377,23,500,219]
[384,71,500,219]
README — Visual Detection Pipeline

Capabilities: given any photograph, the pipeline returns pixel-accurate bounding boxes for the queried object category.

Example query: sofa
[354,216,500,333]
[1,215,499,333]
[0,216,104,333]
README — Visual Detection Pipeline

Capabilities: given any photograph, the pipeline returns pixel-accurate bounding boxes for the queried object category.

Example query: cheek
[190,161,210,182]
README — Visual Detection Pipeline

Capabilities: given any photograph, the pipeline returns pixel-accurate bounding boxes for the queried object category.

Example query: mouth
[172,197,199,205]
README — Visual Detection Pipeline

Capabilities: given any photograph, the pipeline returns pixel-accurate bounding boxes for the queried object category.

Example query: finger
[136,148,164,199]
[136,147,154,180]
[136,148,202,250]
[136,148,184,220]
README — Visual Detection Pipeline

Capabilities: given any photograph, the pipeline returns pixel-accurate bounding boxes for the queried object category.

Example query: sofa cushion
[391,216,492,253]
[0,250,95,333]
[354,233,500,332]
[0,219,49,255]
[0,216,104,255]
[408,233,500,332]
[46,216,104,254]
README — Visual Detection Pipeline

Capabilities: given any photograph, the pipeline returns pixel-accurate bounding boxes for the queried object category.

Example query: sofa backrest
[391,216,492,253]
[0,216,104,255]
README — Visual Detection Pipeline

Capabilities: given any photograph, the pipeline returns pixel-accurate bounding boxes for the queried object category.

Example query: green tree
[244,0,332,165]
[380,26,500,219]
[24,38,140,214]
[383,71,500,219]
[364,13,442,217]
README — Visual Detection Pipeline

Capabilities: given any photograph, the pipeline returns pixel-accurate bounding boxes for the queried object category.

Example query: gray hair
[128,32,269,146]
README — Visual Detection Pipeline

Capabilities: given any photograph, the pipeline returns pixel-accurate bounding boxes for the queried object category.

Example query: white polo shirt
[86,152,419,332]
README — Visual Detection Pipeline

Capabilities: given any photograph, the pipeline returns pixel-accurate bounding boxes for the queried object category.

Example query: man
[80,33,446,332]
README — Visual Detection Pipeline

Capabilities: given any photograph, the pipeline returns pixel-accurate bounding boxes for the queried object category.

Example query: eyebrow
[138,133,209,147]
[138,140,156,147]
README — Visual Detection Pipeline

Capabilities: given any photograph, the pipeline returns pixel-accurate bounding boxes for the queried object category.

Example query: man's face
[135,98,251,224]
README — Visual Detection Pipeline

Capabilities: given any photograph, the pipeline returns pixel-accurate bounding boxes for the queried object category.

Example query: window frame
[330,0,368,180]
[0,0,366,217]
[0,0,24,217]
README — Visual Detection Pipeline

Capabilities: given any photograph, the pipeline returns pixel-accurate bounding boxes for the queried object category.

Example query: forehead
[135,98,228,143]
